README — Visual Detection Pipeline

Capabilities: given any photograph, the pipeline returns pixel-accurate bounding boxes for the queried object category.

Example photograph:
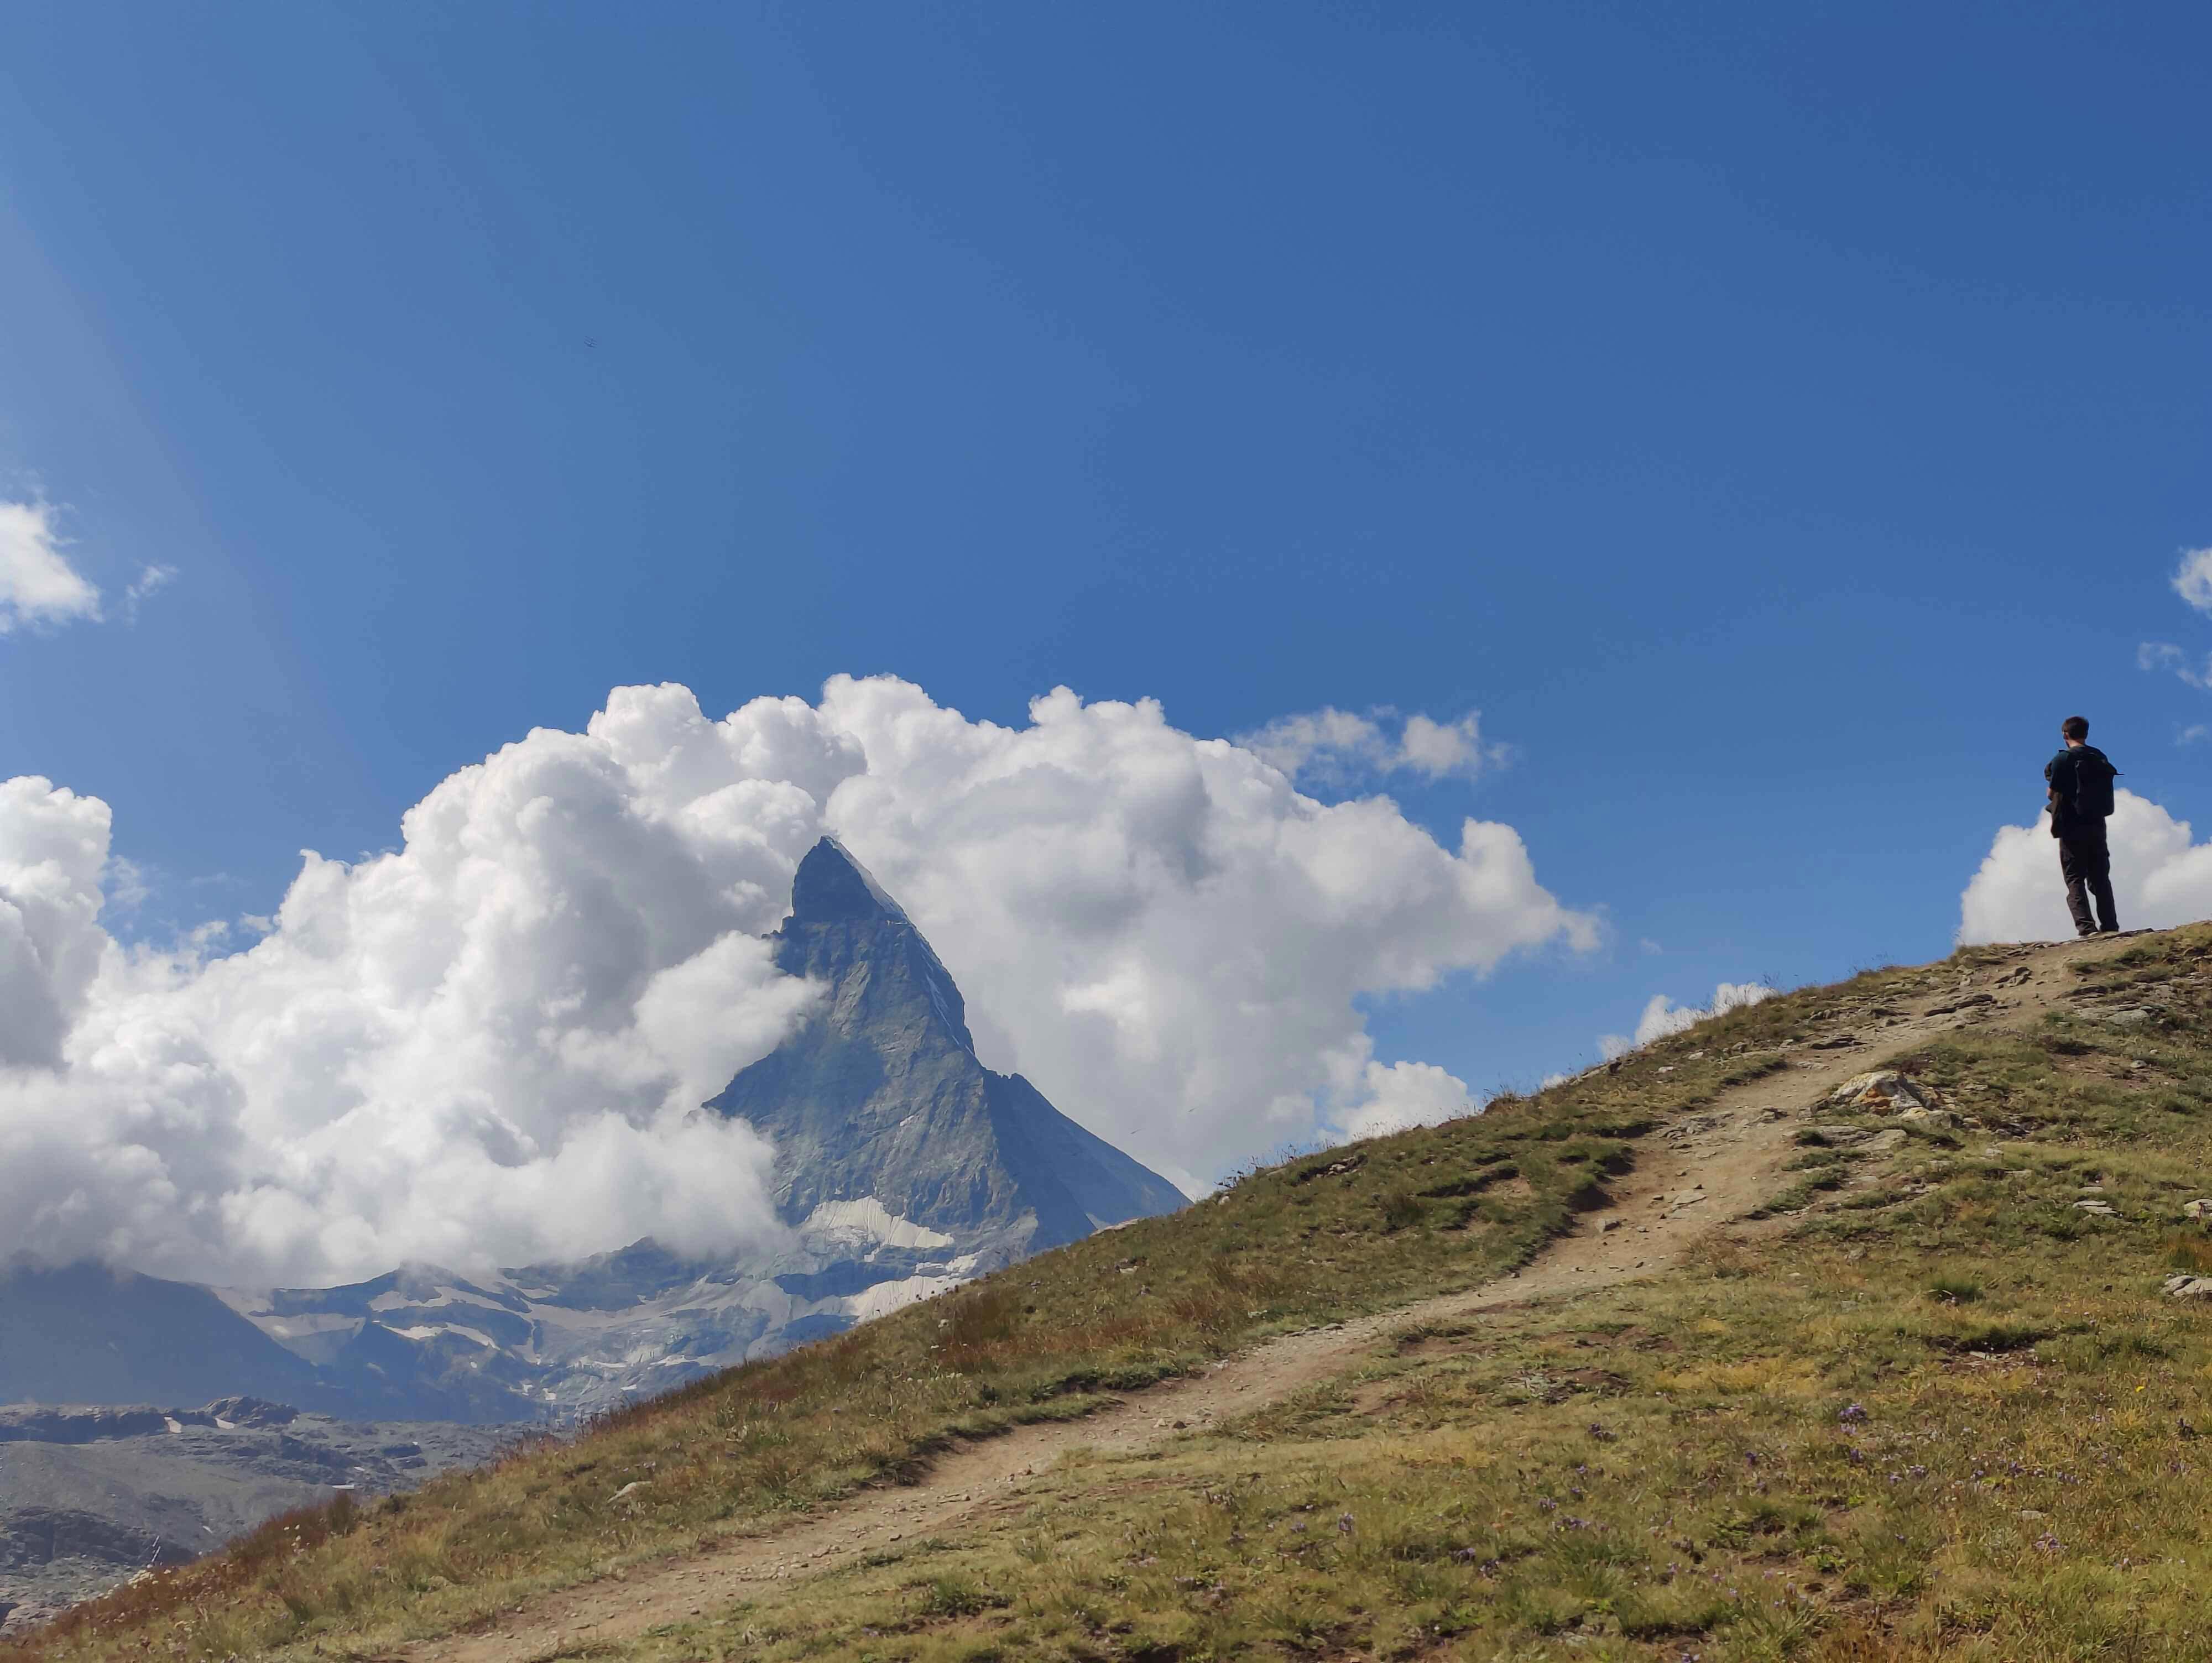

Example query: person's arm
[2046,754,2067,827]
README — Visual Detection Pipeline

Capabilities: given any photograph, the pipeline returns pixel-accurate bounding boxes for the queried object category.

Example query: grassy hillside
[16,928,2212,1661]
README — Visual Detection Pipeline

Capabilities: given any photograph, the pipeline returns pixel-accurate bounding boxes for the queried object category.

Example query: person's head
[2062,715,2089,745]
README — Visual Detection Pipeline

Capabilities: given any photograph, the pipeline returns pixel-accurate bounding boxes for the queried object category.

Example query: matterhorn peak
[787,836,912,928]
[712,842,1185,1252]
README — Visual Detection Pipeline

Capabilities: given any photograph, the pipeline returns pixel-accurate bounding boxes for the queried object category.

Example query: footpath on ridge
[405,931,2138,1663]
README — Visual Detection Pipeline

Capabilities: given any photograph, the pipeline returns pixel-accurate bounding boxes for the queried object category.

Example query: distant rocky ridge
[0,1400,515,1635]
[3,842,1182,1624]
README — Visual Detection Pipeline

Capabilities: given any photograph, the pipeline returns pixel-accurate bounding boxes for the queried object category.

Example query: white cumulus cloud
[2138,548,2212,689]
[2173,547,2212,616]
[2138,641,2212,690]
[768,679,1592,1176]
[122,563,178,621]
[1599,980,1774,1060]
[1959,788,2212,942]
[0,777,112,1068]
[0,677,1593,1286]
[1236,705,1500,785]
[0,731,821,1286]
[1333,1059,1478,1143]
[0,500,103,634]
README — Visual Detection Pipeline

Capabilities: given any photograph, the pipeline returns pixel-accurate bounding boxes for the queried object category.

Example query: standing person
[2046,716,2120,937]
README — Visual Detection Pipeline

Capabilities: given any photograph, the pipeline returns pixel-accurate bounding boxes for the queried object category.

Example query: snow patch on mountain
[799,1199,956,1251]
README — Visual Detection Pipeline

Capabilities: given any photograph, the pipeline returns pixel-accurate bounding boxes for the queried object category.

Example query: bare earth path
[408,934,2128,1663]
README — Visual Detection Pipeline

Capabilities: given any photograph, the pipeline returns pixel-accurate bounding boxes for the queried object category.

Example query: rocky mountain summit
[715,838,1187,1256]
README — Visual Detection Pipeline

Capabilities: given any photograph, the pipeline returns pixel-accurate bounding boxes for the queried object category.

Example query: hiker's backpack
[2075,750,2117,819]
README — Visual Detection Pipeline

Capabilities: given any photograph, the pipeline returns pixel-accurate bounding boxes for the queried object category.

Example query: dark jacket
[2046,744,2117,841]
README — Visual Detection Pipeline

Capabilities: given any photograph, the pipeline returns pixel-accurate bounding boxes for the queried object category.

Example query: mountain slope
[710,838,1186,1251]
[28,930,2212,1659]
[0,1267,388,1420]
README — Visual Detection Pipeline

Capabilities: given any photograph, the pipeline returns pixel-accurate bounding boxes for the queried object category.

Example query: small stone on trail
[2184,1199,2212,1223]
[2165,1275,2212,1300]
[2074,1199,2118,1217]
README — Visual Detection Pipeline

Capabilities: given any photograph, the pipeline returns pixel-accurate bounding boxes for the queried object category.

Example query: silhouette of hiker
[2046,715,2120,937]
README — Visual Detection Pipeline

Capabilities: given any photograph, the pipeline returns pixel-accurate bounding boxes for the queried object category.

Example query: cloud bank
[1333,1059,1479,1143]
[1600,980,1775,1059]
[0,677,1593,1285]
[1960,788,2212,942]
[1236,705,1500,785]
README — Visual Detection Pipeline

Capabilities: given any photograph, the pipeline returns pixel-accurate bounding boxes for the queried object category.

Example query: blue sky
[3,1,2210,1108]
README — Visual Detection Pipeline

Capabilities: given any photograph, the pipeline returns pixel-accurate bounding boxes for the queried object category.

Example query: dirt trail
[406,933,2131,1663]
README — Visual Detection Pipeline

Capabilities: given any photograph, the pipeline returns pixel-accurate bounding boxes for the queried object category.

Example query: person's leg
[2087,841,2119,933]
[2060,840,2099,937]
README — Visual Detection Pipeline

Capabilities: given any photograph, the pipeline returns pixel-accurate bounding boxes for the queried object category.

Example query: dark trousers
[2059,835,2118,936]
